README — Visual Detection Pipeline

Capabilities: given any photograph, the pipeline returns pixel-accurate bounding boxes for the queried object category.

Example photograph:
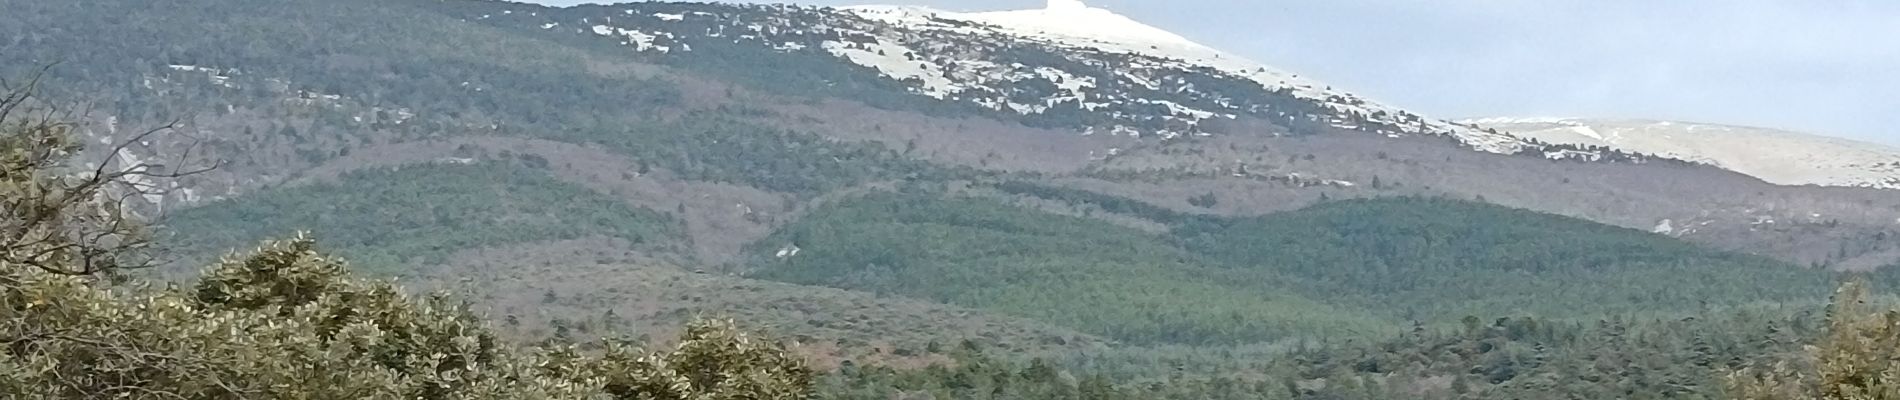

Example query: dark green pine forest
[5,0,1900,398]
[755,190,1834,346]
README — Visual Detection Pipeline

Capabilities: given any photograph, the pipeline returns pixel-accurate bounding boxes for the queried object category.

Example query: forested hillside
[752,187,1838,346]
[6,0,1900,398]
[750,190,1390,345]
[1185,198,1830,321]
[817,304,1828,399]
[6,0,1897,268]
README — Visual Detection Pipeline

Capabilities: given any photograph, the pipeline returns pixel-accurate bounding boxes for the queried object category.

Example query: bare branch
[1,66,215,277]
[90,121,175,182]
[0,64,54,123]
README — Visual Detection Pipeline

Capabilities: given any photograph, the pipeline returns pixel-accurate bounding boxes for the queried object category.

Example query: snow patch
[1471,118,1900,189]
[1567,125,1605,141]
[775,244,803,258]
[1139,99,1215,119]
[1460,116,1576,125]
[822,39,960,98]
[1652,219,1675,235]
[838,2,1527,153]
[594,25,664,52]
[1034,66,1094,103]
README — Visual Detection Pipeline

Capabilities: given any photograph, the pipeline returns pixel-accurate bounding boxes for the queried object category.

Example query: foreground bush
[0,237,812,399]
[1728,280,1900,399]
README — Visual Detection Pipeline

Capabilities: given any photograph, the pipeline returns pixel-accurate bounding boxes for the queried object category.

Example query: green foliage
[1183,197,1835,322]
[1282,307,1820,399]
[498,264,1106,366]
[752,190,1396,345]
[588,319,816,400]
[815,303,1826,400]
[165,163,678,270]
[1728,279,1900,400]
[822,347,1296,400]
[0,76,171,278]
[0,237,814,399]
[754,190,1839,347]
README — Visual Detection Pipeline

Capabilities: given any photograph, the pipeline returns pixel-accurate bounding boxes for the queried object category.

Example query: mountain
[1468,118,1900,189]
[5,0,1897,352]
[8,0,1890,271]
[831,1,1524,151]
[426,0,1536,152]
[2,0,1890,281]
[9,0,1900,398]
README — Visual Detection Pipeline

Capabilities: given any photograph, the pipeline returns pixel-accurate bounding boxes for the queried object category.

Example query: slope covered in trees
[812,303,1826,400]
[750,190,1390,345]
[1184,197,1834,322]
[9,0,1897,271]
[751,188,1840,346]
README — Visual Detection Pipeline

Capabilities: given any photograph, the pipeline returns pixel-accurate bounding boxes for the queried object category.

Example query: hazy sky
[527,0,1900,145]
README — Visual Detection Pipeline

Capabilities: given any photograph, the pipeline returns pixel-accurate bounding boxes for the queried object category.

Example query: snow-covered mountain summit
[1467,118,1900,189]
[838,0,1525,151]
[847,1,1313,97]
[444,0,1900,189]
[464,0,1532,151]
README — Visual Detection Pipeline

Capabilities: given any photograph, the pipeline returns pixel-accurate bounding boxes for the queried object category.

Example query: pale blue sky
[527,0,1900,145]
